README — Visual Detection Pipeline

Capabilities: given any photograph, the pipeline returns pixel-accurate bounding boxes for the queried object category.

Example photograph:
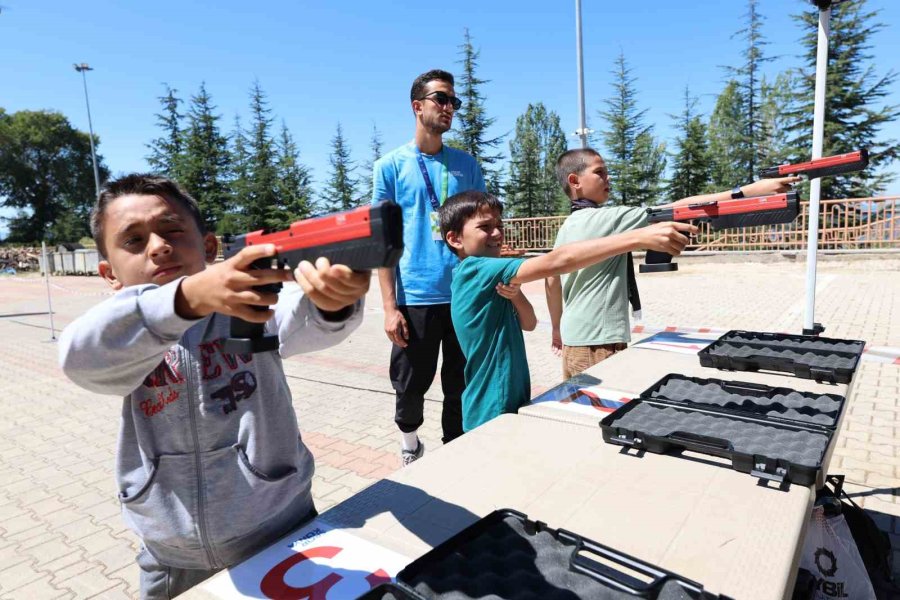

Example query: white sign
[202,520,411,599]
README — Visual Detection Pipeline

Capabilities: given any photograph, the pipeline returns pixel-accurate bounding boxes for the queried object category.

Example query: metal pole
[803,6,830,335]
[75,63,101,199]
[574,0,589,148]
[41,242,56,341]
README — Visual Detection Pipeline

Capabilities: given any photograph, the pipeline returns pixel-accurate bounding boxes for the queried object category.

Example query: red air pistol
[760,149,868,180]
[641,192,800,273]
[222,201,403,353]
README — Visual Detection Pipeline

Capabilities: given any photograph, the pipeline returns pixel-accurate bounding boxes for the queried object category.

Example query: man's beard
[424,114,451,135]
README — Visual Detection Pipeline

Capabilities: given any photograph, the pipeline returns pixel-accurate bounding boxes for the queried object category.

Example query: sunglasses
[419,91,462,111]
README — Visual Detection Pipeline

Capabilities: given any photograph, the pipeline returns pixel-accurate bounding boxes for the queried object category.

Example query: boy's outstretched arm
[496,283,537,331]
[545,276,563,356]
[661,176,801,208]
[511,222,697,285]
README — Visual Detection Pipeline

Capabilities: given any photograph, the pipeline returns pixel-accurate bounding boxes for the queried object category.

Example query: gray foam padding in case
[713,342,857,370]
[726,334,861,354]
[611,403,828,467]
[406,515,700,600]
[650,379,840,426]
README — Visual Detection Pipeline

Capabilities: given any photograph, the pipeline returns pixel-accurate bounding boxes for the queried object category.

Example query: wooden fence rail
[502,197,900,252]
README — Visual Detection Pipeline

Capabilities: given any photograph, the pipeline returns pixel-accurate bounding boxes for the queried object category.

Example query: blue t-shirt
[372,143,486,305]
[451,256,530,431]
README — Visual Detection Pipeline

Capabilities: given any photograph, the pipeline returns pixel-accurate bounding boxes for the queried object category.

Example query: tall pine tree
[322,123,357,212]
[506,103,568,217]
[600,51,666,206]
[447,28,504,195]
[180,82,230,232]
[361,123,383,203]
[146,85,184,178]
[244,81,281,229]
[221,115,251,233]
[787,0,899,198]
[707,80,747,192]
[275,121,315,221]
[726,0,776,181]
[668,88,711,202]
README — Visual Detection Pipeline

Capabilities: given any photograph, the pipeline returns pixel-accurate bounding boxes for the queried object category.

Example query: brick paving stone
[3,261,900,595]
[2,575,68,600]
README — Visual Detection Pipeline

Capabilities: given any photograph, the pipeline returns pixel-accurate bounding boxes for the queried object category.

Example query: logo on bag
[813,546,848,598]
[815,547,838,577]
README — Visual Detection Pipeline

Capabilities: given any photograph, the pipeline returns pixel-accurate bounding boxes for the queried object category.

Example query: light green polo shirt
[554,205,648,346]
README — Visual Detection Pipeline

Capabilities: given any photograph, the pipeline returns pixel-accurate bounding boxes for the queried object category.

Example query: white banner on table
[529,374,634,414]
[202,520,411,599]
[630,330,719,354]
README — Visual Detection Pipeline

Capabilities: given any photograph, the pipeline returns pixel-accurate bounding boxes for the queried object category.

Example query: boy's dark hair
[91,173,205,258]
[556,148,602,197]
[439,190,503,255]
[410,69,455,104]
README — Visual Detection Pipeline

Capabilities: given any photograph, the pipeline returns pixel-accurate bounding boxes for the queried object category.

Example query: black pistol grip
[223,256,283,354]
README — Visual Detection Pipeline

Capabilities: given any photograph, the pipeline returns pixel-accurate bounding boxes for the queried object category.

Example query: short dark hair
[91,173,205,258]
[438,190,503,255]
[410,69,455,104]
[556,148,603,196]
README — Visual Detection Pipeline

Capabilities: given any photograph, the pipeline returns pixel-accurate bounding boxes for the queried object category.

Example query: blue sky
[2,0,899,236]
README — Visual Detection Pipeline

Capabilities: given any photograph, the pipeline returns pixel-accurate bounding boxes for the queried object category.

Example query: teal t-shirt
[554,206,648,346]
[450,256,529,431]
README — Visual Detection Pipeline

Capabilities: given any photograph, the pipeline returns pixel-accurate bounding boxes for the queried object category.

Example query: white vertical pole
[803,6,830,335]
[42,242,56,341]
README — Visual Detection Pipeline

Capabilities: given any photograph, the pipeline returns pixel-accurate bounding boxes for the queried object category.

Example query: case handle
[668,431,732,451]
[721,380,772,394]
[567,535,670,597]
[749,354,795,371]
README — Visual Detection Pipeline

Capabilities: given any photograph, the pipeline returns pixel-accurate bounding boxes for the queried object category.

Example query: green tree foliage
[506,103,568,217]
[219,115,250,234]
[362,123,383,202]
[600,51,666,206]
[726,0,776,181]
[243,81,281,229]
[758,72,796,172]
[707,80,747,191]
[447,28,504,195]
[787,0,899,198]
[0,109,109,243]
[146,85,184,178]
[180,83,231,232]
[667,88,711,202]
[275,121,315,221]
[322,123,357,212]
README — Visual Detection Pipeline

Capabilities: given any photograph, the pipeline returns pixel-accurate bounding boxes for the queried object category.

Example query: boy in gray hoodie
[59,174,370,599]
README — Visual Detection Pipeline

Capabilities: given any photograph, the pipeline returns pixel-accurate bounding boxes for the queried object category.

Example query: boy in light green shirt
[440,191,696,432]
[546,148,801,379]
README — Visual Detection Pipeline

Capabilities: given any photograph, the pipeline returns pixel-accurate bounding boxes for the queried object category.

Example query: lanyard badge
[415,147,449,241]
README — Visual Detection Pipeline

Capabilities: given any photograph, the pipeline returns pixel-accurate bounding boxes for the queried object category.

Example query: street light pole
[574,0,592,147]
[74,63,101,199]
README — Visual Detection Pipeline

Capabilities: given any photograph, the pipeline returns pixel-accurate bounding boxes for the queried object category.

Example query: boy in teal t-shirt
[439,191,697,432]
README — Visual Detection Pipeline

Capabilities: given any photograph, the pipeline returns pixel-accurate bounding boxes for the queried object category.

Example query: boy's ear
[203,232,218,263]
[98,260,124,291]
[567,172,580,193]
[445,229,464,253]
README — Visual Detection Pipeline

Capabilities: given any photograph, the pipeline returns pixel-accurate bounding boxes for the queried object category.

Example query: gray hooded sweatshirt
[59,278,363,570]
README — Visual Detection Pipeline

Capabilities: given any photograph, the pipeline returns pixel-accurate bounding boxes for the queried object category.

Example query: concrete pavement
[1,255,898,598]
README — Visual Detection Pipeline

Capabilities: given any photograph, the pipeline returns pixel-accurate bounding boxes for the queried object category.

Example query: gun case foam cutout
[697,330,865,384]
[600,394,836,487]
[380,509,730,600]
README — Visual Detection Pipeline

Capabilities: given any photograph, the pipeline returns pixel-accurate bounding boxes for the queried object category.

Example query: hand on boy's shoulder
[293,257,370,313]
[176,244,294,322]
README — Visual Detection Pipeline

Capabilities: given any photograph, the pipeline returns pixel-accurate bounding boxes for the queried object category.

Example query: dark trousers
[390,304,466,443]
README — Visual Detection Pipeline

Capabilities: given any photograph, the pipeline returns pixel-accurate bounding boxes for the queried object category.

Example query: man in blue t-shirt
[439,191,696,432]
[372,69,486,464]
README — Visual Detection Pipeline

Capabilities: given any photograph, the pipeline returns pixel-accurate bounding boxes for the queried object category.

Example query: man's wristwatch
[731,185,744,199]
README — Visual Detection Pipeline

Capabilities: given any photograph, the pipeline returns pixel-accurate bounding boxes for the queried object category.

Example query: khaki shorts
[562,343,627,380]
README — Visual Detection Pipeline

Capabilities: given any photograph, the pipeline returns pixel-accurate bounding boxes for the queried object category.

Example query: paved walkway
[1,256,898,598]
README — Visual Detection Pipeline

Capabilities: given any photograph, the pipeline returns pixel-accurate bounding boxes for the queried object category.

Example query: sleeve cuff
[135,278,204,341]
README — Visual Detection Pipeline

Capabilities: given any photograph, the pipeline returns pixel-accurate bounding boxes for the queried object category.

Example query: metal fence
[502,196,900,252]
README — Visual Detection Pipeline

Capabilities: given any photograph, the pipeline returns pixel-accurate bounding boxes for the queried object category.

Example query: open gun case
[600,374,847,487]
[697,330,865,384]
[358,509,729,600]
